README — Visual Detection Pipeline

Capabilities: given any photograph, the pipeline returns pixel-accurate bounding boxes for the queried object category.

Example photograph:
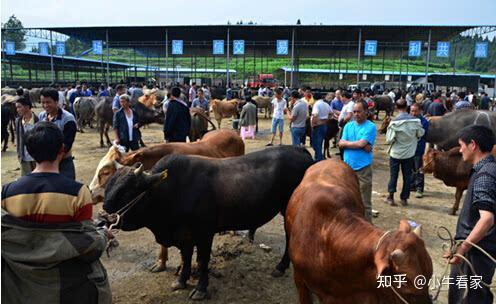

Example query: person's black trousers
[410,154,425,192]
[448,248,495,304]
[387,156,414,200]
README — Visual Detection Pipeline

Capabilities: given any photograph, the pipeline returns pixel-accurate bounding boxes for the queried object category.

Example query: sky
[2,0,496,27]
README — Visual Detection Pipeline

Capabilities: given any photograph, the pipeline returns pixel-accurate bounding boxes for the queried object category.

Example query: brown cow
[422,145,496,215]
[287,159,433,304]
[210,98,239,128]
[90,129,245,272]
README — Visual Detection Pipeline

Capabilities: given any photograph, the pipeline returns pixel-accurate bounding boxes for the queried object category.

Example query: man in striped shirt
[2,122,92,223]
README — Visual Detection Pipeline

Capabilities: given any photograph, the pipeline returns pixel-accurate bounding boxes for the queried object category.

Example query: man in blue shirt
[410,103,429,198]
[339,100,377,222]
[97,85,110,97]
[112,84,126,113]
[191,89,209,112]
[81,84,92,97]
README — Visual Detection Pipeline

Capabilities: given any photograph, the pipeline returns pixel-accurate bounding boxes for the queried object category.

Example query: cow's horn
[391,249,406,265]
[413,225,422,238]
[113,160,124,169]
[134,163,144,175]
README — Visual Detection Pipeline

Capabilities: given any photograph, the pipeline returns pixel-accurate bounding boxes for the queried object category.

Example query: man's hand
[364,144,372,153]
[338,140,348,149]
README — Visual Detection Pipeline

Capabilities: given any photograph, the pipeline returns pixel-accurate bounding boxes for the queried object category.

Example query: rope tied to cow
[374,230,410,304]
[431,225,496,302]
[99,168,169,257]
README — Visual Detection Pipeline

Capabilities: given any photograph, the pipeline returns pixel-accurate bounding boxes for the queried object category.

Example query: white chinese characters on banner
[172,40,183,55]
[408,41,421,57]
[474,42,488,58]
[364,40,377,56]
[276,40,288,55]
[213,40,224,55]
[92,40,103,55]
[233,40,244,55]
[436,42,450,58]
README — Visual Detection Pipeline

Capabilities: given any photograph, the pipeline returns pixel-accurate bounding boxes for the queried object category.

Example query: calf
[287,159,433,304]
[422,146,496,215]
[210,98,239,129]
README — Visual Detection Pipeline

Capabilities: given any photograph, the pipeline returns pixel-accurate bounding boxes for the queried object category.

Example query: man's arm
[62,120,77,154]
[112,112,120,143]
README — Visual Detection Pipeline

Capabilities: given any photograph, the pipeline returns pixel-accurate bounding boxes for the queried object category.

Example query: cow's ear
[374,253,390,279]
[398,219,411,233]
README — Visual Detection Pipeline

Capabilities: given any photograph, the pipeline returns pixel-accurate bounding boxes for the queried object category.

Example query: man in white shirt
[387,89,396,104]
[311,93,331,161]
[267,88,287,146]
[189,83,197,104]
[338,91,355,127]
[258,86,265,96]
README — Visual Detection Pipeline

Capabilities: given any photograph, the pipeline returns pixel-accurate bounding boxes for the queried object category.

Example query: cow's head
[103,163,166,231]
[89,145,126,203]
[422,149,438,174]
[374,220,433,303]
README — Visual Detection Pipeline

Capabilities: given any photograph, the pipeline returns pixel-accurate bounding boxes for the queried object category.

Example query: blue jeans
[271,118,284,133]
[311,124,327,161]
[291,127,306,146]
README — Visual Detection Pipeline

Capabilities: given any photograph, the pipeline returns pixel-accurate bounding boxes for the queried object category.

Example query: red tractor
[247,74,278,89]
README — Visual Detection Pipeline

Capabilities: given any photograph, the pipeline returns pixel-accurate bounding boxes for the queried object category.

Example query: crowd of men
[1,79,495,303]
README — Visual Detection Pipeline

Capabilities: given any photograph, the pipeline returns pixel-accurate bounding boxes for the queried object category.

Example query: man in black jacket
[163,87,191,142]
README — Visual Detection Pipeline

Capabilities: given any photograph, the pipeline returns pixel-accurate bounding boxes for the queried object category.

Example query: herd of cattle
[1,84,496,302]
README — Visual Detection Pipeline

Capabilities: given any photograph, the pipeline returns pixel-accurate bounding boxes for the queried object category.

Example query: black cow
[1,101,16,152]
[103,146,313,300]
[95,97,164,147]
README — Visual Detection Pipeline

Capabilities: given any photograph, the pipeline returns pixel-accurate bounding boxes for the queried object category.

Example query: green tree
[65,37,90,56]
[2,15,26,50]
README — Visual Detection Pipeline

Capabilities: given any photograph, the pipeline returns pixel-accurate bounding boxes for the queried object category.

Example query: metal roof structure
[280,67,496,79]
[1,50,135,71]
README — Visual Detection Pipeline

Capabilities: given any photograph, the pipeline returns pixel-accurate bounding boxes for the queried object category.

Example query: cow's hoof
[171,280,187,291]
[189,289,208,301]
[271,269,285,278]
[450,210,457,216]
[150,262,166,273]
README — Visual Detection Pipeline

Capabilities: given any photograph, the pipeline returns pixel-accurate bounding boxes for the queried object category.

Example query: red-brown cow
[422,145,496,215]
[286,159,433,304]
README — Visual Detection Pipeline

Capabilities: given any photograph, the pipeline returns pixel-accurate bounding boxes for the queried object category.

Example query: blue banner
[436,41,450,57]
[276,40,289,55]
[364,40,377,56]
[5,41,15,55]
[474,42,488,58]
[92,40,103,55]
[39,42,49,55]
[233,40,245,55]
[55,41,66,56]
[408,41,422,57]
[172,40,183,55]
[213,40,224,55]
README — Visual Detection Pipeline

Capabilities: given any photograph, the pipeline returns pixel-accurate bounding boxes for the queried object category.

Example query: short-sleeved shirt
[291,99,308,128]
[1,173,93,223]
[330,99,343,112]
[112,94,121,110]
[38,108,77,154]
[271,98,287,119]
[341,120,377,171]
[312,99,331,120]
[338,101,355,123]
[192,98,209,112]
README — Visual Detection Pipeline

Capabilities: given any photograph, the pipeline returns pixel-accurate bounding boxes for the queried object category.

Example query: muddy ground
[1,110,480,304]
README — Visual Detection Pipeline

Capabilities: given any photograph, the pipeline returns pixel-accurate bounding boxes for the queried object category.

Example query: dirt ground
[1,110,478,304]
